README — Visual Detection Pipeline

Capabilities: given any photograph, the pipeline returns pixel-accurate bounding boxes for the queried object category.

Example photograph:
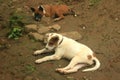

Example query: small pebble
[115,17,119,21]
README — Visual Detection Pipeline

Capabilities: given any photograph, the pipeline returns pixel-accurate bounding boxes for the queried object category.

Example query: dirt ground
[0,0,120,80]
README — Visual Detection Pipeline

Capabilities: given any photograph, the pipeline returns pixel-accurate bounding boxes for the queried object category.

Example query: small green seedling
[8,13,24,40]
[8,27,23,40]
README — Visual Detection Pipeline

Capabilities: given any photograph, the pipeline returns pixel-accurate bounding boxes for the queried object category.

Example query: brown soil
[0,0,120,80]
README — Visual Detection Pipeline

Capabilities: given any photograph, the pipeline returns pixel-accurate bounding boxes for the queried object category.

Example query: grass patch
[0,0,3,3]
[25,64,36,74]
[89,0,101,6]
[8,27,23,40]
[9,13,24,27]
[7,13,25,40]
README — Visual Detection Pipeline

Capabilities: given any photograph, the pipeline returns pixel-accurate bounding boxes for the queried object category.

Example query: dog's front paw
[33,50,42,55]
[35,59,42,64]
[54,18,60,22]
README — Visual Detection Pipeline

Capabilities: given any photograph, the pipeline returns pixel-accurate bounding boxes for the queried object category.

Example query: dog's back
[59,36,93,59]
[43,5,76,17]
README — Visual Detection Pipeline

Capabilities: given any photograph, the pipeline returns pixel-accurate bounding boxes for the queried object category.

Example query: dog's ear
[38,5,43,11]
[48,36,59,46]
[30,7,35,12]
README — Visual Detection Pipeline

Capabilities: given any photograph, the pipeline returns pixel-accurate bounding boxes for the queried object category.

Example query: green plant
[0,0,3,3]
[9,13,24,27]
[25,64,36,74]
[89,0,101,6]
[8,13,24,39]
[8,27,23,40]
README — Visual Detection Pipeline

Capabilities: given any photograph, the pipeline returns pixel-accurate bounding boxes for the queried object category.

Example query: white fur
[34,33,100,74]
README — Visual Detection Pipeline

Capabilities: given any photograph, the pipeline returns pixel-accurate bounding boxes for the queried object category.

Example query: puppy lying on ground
[30,4,77,21]
[34,33,100,74]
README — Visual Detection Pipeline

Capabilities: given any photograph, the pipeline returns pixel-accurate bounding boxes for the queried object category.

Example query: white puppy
[34,33,100,74]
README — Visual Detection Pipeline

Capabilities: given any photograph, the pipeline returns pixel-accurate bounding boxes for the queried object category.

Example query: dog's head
[44,33,63,50]
[31,5,45,21]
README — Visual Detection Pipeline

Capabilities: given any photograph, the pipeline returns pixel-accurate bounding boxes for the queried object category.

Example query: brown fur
[87,55,92,60]
[31,4,76,21]
[87,53,96,60]
[48,36,59,46]
[45,5,69,17]
[34,7,44,15]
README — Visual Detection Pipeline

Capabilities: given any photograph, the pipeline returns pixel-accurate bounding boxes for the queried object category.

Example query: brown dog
[30,5,77,21]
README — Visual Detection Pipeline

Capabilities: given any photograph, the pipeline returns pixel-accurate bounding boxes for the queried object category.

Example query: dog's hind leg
[62,64,85,74]
[56,56,85,73]
[54,15,64,21]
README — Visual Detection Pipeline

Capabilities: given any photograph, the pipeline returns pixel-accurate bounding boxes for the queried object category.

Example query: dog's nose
[34,17,41,21]
[35,18,40,21]
[35,19,39,21]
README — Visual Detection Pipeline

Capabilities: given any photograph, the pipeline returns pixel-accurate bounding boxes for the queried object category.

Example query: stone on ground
[28,32,43,41]
[37,27,50,34]
[49,24,61,31]
[25,24,38,32]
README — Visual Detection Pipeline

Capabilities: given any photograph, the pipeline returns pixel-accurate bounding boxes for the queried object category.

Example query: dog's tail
[82,57,101,72]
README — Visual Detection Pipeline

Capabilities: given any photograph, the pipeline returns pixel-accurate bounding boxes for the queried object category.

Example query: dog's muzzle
[34,13,43,21]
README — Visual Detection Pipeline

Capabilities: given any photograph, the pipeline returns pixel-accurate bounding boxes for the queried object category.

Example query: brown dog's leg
[54,15,64,21]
